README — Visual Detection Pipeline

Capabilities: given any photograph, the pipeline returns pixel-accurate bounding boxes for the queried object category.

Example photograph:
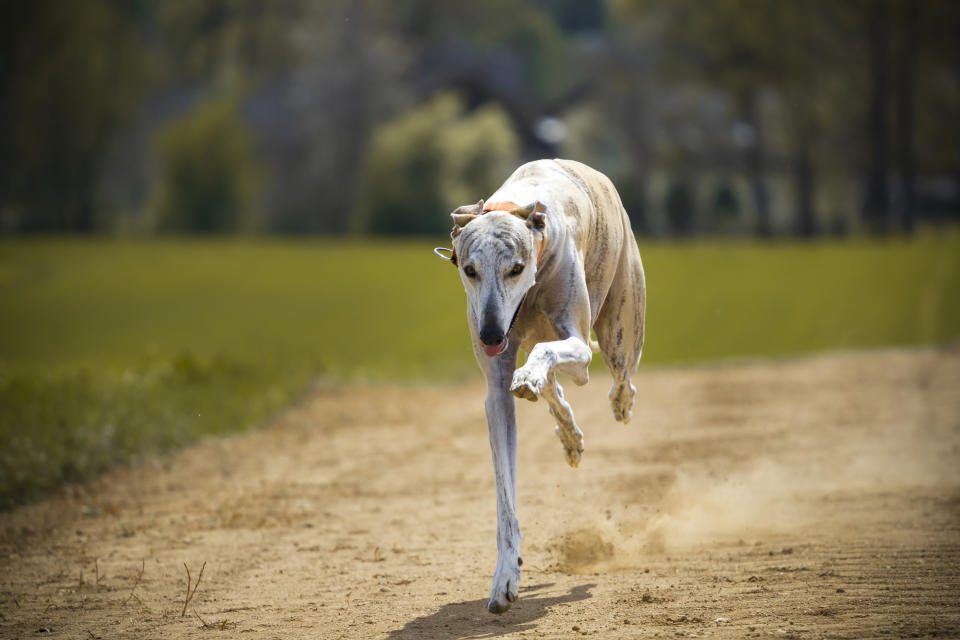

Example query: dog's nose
[479,326,505,346]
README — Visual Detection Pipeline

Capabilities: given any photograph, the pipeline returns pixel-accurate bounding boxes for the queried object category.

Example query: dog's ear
[510,201,546,232]
[450,199,484,239]
[527,210,546,232]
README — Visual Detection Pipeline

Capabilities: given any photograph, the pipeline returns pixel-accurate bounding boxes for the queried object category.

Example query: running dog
[435,159,646,613]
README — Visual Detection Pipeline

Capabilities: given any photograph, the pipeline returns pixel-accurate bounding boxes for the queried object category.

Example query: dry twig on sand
[123,560,145,606]
[194,610,235,630]
[181,561,206,617]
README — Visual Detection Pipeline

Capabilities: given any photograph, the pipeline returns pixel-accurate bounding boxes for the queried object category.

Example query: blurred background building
[1,0,958,237]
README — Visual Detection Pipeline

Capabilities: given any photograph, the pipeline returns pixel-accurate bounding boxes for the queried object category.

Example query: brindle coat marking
[447,159,646,613]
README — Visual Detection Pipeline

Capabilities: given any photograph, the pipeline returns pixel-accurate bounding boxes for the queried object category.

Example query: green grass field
[1,231,958,508]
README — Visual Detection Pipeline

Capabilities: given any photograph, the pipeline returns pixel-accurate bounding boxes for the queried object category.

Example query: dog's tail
[589,338,601,353]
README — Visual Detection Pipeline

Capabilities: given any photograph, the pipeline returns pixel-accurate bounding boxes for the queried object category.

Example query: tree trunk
[894,0,918,234]
[863,0,891,233]
[740,88,772,238]
[324,0,371,234]
[795,143,816,237]
[621,88,650,233]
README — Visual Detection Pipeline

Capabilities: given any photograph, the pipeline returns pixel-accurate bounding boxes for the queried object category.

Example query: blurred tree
[394,0,592,159]
[861,0,893,233]
[358,92,519,235]
[665,180,695,236]
[262,0,408,233]
[847,0,959,232]
[0,0,154,231]
[633,0,782,236]
[713,182,740,225]
[594,44,656,232]
[4,0,957,236]
[612,0,880,237]
[909,0,960,224]
[775,1,858,238]
[148,96,263,233]
[532,0,607,34]
[894,0,919,234]
[157,0,299,89]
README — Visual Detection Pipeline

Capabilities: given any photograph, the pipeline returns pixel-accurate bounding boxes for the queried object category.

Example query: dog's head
[449,200,546,358]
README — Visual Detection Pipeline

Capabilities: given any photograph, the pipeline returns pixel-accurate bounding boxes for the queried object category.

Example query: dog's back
[489,158,636,330]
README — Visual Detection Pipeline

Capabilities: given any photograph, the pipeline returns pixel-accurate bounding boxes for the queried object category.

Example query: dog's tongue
[483,339,507,358]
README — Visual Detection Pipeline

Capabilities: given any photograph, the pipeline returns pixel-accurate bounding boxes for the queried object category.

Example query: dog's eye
[508,263,525,277]
[463,265,477,278]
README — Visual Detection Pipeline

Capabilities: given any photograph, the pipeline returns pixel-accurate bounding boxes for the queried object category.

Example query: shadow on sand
[385,582,595,639]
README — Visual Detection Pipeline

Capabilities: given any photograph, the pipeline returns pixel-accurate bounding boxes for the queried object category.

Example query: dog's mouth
[483,339,508,358]
[481,294,526,358]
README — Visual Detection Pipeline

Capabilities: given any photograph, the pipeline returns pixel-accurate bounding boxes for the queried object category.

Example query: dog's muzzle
[479,294,526,358]
[479,327,507,357]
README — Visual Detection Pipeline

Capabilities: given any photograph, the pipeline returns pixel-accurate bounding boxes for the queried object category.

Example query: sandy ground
[1,348,959,639]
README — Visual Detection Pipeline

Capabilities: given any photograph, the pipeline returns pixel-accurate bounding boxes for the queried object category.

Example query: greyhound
[435,159,646,613]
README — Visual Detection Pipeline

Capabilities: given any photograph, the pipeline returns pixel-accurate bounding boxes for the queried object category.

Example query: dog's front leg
[481,343,523,614]
[510,334,592,401]
[510,274,593,402]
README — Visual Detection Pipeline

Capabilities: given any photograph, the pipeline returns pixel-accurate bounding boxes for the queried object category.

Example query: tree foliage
[149,97,263,233]
[0,0,154,231]
[1,0,957,235]
[359,93,519,235]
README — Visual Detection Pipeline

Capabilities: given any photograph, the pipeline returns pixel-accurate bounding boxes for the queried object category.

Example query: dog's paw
[609,381,637,423]
[555,425,584,468]
[563,444,583,468]
[487,557,522,614]
[511,367,545,402]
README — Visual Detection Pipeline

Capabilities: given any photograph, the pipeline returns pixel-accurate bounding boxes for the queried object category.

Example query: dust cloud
[555,376,960,573]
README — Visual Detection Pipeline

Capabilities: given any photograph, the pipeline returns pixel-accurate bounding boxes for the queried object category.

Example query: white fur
[449,159,646,613]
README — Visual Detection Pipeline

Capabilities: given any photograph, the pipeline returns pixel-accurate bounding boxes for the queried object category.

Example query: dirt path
[2,349,959,639]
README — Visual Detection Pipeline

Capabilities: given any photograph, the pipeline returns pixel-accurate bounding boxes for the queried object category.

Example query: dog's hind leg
[595,224,646,423]
[543,372,585,467]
